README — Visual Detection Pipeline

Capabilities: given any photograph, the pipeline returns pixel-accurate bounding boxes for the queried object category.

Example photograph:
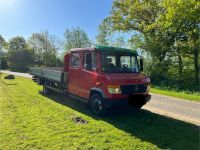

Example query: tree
[110,0,174,85]
[0,34,5,50]
[111,36,127,48]
[96,18,112,45]
[0,34,9,52]
[28,33,41,64]
[28,31,62,66]
[64,27,91,51]
[157,0,200,89]
[0,35,9,69]
[8,36,33,71]
[110,0,174,62]
[108,0,199,91]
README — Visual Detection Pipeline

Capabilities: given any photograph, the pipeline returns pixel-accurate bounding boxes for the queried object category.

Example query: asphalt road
[1,70,200,125]
[143,94,200,125]
[0,70,32,78]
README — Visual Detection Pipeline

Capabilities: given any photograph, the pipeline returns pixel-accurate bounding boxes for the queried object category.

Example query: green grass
[0,74,199,150]
[151,87,200,102]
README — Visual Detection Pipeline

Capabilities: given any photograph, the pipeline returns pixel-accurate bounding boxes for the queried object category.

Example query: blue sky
[0,0,113,41]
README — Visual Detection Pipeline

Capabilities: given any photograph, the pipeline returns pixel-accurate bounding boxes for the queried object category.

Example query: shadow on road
[40,92,199,150]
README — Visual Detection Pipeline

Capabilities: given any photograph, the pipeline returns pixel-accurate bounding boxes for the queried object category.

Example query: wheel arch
[89,87,105,99]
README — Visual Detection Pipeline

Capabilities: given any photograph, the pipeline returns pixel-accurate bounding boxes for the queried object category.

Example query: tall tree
[113,36,126,48]
[0,35,8,69]
[158,0,200,89]
[8,36,33,71]
[28,33,43,64]
[0,34,5,50]
[28,31,62,66]
[110,0,172,61]
[108,0,200,91]
[64,27,91,51]
[110,0,175,86]
[96,18,112,45]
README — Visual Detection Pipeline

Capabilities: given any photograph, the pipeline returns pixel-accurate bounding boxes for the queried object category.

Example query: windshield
[101,53,139,73]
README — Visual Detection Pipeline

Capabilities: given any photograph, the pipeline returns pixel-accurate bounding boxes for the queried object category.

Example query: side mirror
[140,58,143,72]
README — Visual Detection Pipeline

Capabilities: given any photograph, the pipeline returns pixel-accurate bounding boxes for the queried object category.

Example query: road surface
[0,70,32,78]
[1,70,200,125]
[143,94,200,125]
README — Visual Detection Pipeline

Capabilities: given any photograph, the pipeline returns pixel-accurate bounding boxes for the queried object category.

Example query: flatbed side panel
[42,69,62,82]
[41,67,63,71]
[30,67,42,76]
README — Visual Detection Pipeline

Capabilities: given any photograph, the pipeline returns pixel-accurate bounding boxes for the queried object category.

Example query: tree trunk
[194,45,199,90]
[177,49,183,90]
[192,33,199,90]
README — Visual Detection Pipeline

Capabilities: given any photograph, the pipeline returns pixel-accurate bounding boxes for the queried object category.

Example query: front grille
[120,84,147,95]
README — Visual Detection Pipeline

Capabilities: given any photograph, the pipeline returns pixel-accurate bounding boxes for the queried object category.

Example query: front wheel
[89,94,107,116]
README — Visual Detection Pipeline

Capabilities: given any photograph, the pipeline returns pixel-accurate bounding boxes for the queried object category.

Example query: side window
[83,52,97,71]
[92,52,97,70]
[120,56,130,67]
[70,53,80,67]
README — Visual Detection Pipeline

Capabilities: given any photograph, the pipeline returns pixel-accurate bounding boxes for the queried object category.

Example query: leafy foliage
[64,27,91,51]
[28,31,62,67]
[96,18,112,45]
[8,36,33,72]
[109,0,200,91]
[0,34,8,69]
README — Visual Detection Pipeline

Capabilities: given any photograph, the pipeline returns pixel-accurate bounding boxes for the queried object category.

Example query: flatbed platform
[29,67,67,83]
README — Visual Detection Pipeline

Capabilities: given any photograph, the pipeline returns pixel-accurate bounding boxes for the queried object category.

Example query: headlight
[108,85,121,94]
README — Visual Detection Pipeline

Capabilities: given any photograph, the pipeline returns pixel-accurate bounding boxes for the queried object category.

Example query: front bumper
[104,98,128,108]
[104,94,151,108]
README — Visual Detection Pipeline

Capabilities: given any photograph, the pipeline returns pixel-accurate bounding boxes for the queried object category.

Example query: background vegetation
[0,0,199,92]
[96,0,200,92]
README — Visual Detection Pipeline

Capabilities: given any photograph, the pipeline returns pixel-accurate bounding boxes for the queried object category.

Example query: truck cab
[65,45,151,115]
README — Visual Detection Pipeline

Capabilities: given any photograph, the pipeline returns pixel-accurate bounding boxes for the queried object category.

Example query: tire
[89,94,107,116]
[43,85,50,94]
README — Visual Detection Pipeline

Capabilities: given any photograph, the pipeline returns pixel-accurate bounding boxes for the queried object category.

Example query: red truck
[30,45,151,115]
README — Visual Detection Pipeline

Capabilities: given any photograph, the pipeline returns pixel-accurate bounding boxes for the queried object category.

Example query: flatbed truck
[30,45,151,115]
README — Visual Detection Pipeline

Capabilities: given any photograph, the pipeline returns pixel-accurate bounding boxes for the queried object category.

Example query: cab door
[68,52,82,96]
[78,51,97,99]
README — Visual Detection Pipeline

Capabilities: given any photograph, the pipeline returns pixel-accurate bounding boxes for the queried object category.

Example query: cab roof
[70,45,138,55]
[94,45,137,55]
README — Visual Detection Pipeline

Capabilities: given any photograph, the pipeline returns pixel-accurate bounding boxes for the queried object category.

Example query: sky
[0,0,113,41]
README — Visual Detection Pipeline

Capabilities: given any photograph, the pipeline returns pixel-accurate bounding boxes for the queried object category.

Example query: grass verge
[0,74,199,150]
[151,87,200,102]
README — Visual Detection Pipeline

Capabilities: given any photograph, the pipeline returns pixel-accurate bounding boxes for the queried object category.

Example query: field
[0,74,199,150]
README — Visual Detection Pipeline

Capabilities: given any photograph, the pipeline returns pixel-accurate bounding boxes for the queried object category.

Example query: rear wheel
[89,94,107,116]
[43,85,50,94]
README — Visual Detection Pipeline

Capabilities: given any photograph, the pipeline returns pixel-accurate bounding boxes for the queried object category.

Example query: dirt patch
[4,75,15,79]
[72,116,88,125]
